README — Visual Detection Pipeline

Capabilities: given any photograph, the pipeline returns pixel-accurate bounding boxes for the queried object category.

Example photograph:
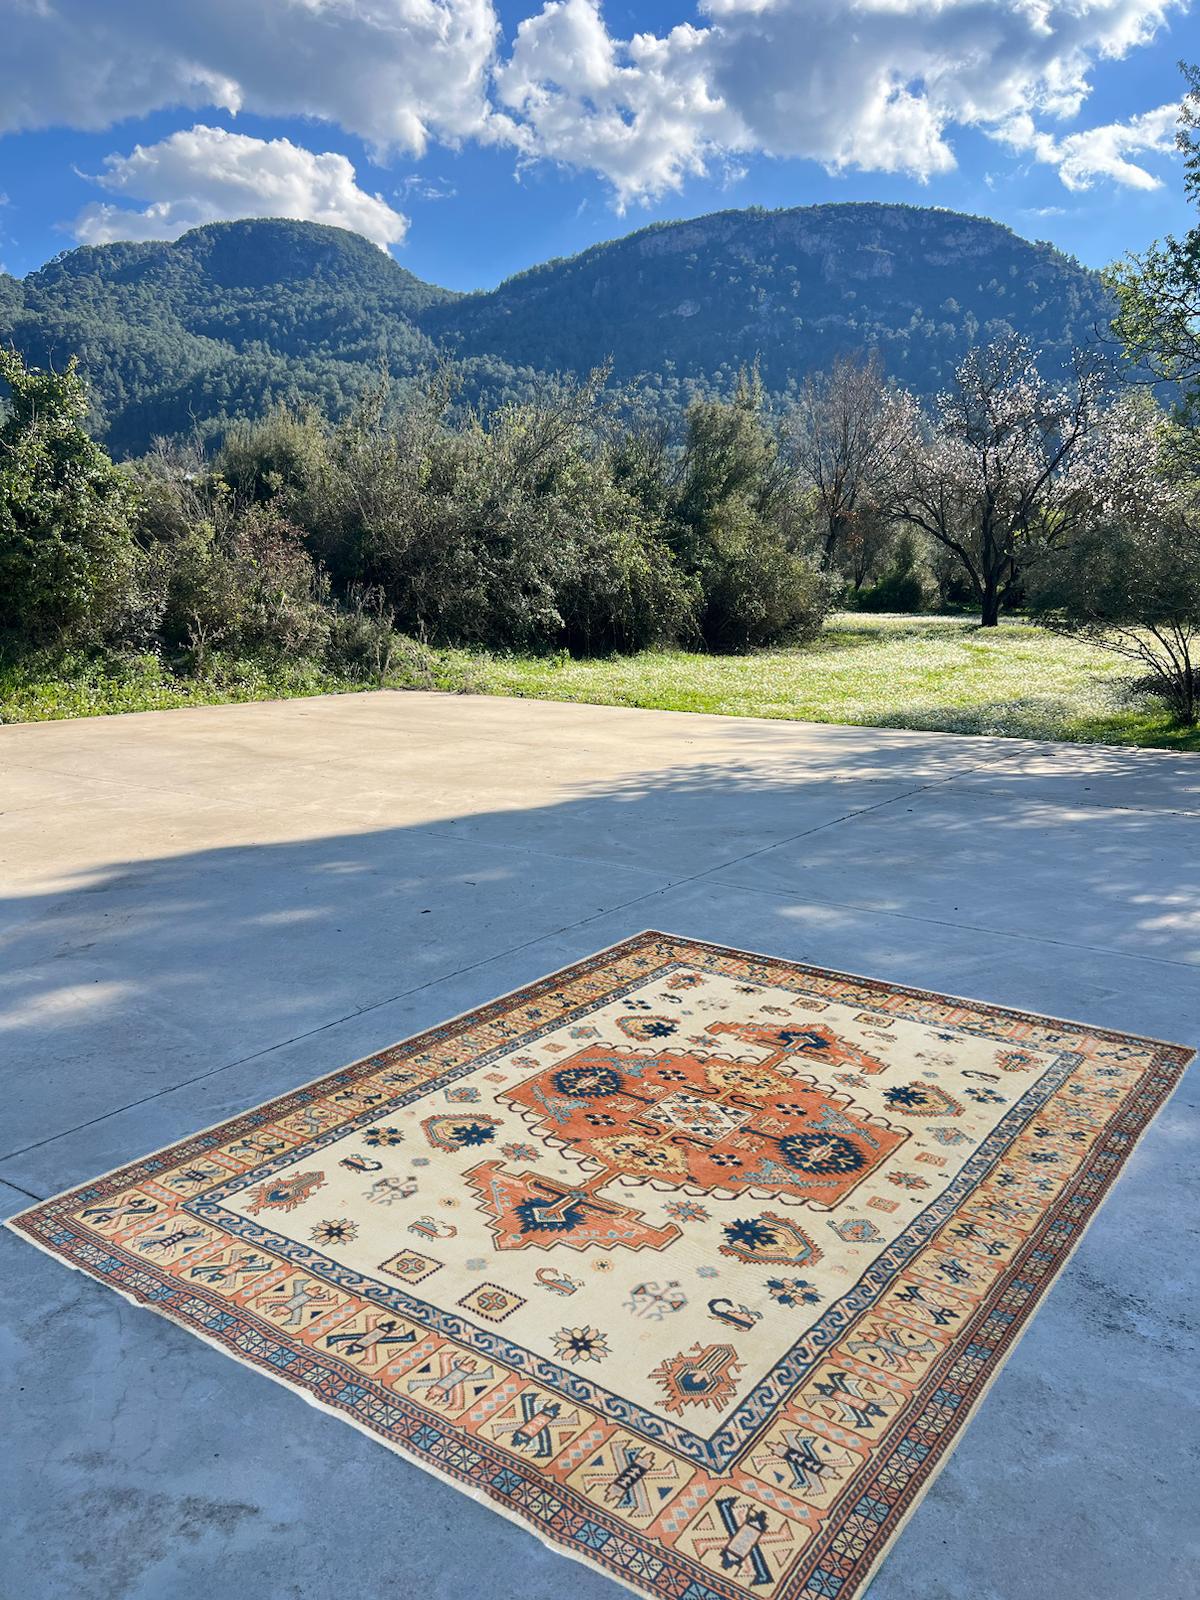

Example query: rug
[9,932,1191,1600]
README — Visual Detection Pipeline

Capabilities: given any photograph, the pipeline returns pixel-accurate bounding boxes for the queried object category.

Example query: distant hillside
[0,221,456,455]
[0,205,1116,456]
[429,203,1112,396]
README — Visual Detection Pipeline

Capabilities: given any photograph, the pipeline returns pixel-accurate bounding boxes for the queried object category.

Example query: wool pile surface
[10,932,1191,1600]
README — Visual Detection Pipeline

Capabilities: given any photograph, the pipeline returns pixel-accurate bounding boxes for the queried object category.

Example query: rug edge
[638,930,1198,1057]
[837,1026,1193,1600]
[3,928,669,1229]
[4,1212,653,1600]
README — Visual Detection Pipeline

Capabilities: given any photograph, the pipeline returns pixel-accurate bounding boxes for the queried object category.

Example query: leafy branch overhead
[1108,63,1200,422]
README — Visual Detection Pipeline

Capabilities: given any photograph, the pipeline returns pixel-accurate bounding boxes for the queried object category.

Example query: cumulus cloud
[498,0,1185,204]
[71,126,409,249]
[497,2,738,200]
[4,0,1187,217]
[996,102,1181,191]
[0,0,504,156]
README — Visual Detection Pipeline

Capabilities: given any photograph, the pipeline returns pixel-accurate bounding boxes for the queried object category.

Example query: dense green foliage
[852,532,930,613]
[1109,64,1200,425]
[0,204,1115,458]
[0,348,144,645]
[0,350,832,694]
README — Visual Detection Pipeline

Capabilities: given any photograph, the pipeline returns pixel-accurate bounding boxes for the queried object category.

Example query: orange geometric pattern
[6,933,1191,1600]
[502,1039,906,1206]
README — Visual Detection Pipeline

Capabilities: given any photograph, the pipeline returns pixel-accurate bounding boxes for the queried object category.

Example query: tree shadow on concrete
[1,735,1196,1177]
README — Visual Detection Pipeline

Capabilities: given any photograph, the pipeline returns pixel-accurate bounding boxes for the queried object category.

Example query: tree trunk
[979,580,1001,628]
[979,510,1001,626]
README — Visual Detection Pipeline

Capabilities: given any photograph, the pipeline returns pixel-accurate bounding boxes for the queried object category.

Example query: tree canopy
[1109,64,1200,425]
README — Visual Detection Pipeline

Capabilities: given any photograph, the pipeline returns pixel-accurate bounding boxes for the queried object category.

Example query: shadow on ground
[1,723,1197,1600]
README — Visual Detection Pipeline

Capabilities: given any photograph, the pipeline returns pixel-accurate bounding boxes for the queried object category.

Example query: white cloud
[71,126,410,249]
[0,0,505,156]
[497,3,738,202]
[996,102,1181,191]
[497,0,1185,204]
[1,0,1187,215]
[398,175,458,201]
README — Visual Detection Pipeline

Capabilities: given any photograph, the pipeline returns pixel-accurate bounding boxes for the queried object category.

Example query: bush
[159,504,333,673]
[301,370,700,655]
[214,405,330,506]
[1028,502,1200,723]
[2,352,839,685]
[855,533,929,613]
[855,570,924,612]
[927,541,979,611]
[671,379,829,650]
[558,524,697,655]
[699,502,832,650]
[0,349,146,647]
[322,586,438,685]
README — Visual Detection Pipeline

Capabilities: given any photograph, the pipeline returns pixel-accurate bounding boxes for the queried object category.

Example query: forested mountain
[427,203,1111,396]
[0,204,1115,456]
[0,222,457,455]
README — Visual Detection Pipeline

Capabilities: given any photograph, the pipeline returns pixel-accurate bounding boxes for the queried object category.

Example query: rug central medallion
[9,933,1190,1600]
[501,1030,905,1207]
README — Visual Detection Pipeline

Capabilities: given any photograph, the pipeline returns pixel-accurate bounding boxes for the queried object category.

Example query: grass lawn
[2,615,1197,750]
[450,614,1200,751]
[0,649,465,724]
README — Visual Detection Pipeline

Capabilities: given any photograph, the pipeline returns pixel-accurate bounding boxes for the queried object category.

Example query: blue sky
[0,0,1194,289]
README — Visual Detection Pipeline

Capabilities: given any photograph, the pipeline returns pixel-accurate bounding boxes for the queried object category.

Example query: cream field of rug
[8,933,1192,1600]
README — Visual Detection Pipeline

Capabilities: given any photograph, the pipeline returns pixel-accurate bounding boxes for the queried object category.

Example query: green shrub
[1,352,838,678]
[0,350,146,647]
[699,503,832,650]
[853,531,929,614]
[669,377,829,651]
[214,405,331,506]
[1028,501,1200,724]
[557,515,698,655]
[159,504,332,673]
[322,586,439,685]
[855,570,927,613]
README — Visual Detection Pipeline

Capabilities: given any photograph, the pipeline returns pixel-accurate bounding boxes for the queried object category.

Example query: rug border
[8,1213,662,1600]
[644,930,1197,1054]
[840,1010,1193,1600]
[6,928,1194,1600]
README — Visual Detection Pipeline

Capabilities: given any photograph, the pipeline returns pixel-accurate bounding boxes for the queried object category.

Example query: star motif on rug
[552,1326,609,1364]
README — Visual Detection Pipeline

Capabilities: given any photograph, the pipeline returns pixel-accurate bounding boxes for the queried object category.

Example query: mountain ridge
[0,205,1115,456]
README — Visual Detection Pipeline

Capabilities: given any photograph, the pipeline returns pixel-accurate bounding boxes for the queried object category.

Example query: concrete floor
[1,690,1197,1600]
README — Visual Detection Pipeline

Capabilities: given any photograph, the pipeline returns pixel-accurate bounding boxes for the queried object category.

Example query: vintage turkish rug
[9,933,1191,1599]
